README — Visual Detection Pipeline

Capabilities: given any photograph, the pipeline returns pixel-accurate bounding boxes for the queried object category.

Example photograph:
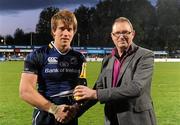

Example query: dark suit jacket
[78,43,156,125]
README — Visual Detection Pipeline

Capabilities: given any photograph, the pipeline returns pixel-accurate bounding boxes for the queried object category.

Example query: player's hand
[54,105,71,123]
[73,85,97,101]
[54,104,78,123]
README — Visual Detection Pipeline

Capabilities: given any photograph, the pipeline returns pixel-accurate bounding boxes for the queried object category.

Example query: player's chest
[41,54,81,76]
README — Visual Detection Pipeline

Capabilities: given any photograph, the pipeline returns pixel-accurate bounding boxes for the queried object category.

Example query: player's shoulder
[70,49,82,55]
[25,45,50,61]
[34,45,51,54]
[31,45,52,55]
[70,49,86,62]
[71,49,85,57]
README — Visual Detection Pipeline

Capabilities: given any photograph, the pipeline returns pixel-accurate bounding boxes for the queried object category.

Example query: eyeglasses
[112,31,132,37]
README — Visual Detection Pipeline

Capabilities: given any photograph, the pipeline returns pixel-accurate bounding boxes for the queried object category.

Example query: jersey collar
[50,41,71,55]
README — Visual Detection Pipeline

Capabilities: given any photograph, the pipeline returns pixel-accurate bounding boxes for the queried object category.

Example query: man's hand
[73,85,97,101]
[54,104,70,123]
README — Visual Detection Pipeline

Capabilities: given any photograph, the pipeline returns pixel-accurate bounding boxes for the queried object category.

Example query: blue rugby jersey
[23,42,85,104]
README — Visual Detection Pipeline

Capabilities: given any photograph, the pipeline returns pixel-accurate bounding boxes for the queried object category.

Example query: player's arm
[19,51,53,112]
[19,72,52,112]
[19,72,76,123]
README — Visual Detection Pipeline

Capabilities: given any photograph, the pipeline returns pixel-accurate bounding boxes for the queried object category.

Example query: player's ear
[51,31,54,38]
[51,29,56,38]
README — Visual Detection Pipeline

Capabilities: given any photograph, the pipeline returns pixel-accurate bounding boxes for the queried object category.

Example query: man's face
[52,20,74,49]
[111,21,135,50]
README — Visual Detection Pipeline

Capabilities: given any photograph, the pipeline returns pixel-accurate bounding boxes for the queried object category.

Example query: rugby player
[19,9,85,125]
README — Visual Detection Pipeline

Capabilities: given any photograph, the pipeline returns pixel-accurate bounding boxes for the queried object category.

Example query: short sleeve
[23,51,39,74]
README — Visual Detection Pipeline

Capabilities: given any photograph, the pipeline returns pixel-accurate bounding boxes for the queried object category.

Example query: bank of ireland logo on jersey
[48,57,58,64]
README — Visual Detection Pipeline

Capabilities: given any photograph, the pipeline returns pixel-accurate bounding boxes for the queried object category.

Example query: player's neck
[59,46,70,53]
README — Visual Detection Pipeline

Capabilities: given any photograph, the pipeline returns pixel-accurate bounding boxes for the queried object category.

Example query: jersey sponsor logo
[48,57,58,64]
[45,68,59,73]
[44,68,80,73]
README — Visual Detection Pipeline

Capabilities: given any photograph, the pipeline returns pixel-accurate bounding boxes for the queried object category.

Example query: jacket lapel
[106,56,116,88]
[116,43,138,86]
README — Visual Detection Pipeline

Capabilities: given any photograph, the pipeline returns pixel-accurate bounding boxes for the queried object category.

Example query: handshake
[48,103,79,124]
[48,84,97,124]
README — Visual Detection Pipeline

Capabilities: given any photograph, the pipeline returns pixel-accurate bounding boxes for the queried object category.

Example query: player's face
[111,21,135,51]
[52,20,74,51]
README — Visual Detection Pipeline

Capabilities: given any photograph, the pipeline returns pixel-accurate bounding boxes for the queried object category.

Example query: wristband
[48,103,58,115]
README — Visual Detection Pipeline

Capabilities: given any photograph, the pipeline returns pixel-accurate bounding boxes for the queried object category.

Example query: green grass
[0,61,180,125]
[152,63,180,125]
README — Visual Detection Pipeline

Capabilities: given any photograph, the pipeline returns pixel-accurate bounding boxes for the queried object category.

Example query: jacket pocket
[134,102,153,112]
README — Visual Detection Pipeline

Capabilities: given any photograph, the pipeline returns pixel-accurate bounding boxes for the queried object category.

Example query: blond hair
[51,9,77,36]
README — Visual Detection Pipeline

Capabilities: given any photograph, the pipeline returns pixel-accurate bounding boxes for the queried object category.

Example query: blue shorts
[32,108,78,125]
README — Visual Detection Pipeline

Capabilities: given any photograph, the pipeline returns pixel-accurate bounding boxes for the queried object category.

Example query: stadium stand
[1,45,180,62]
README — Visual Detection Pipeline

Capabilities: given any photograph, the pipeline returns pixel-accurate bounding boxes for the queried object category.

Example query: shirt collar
[111,45,132,59]
[50,41,71,55]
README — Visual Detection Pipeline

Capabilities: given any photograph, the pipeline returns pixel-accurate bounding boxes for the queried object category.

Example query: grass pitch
[0,61,180,125]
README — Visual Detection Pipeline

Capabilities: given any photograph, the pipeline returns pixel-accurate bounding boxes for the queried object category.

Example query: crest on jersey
[47,57,58,64]
[70,57,78,65]
[59,61,69,67]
